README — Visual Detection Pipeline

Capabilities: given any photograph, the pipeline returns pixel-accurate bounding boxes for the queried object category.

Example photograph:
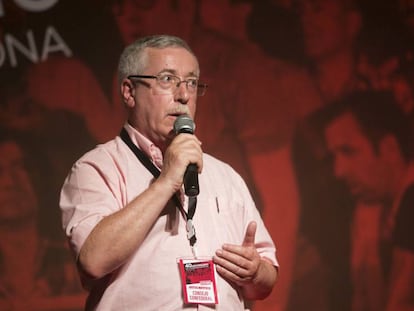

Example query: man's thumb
[242,221,257,246]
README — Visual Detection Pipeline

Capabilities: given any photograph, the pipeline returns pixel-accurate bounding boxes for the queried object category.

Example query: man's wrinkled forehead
[143,47,200,74]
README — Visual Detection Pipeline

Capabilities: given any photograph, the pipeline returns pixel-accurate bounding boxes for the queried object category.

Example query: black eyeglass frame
[127,74,208,96]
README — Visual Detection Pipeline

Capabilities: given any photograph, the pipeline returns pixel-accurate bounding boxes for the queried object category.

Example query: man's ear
[120,79,135,108]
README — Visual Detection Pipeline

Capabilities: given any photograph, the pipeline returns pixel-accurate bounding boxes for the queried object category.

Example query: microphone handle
[184,163,199,197]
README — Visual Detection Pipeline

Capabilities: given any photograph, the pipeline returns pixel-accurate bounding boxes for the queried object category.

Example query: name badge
[178,258,218,305]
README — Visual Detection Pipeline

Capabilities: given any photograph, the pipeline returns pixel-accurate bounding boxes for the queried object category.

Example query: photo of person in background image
[60,35,278,310]
[287,0,366,309]
[322,90,414,311]
[0,131,85,311]
[286,1,414,310]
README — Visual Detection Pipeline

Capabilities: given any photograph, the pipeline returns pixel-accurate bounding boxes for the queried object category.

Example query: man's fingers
[242,221,257,247]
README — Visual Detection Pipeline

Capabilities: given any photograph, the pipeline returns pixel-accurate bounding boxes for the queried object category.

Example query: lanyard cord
[120,128,197,246]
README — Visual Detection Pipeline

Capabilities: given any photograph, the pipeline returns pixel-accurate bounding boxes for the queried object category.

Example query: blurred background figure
[21,0,126,143]
[323,90,414,311]
[247,0,305,65]
[0,133,44,310]
[356,0,414,117]
[287,1,368,311]
[198,0,253,44]
[0,74,96,241]
[296,0,364,101]
[0,132,85,311]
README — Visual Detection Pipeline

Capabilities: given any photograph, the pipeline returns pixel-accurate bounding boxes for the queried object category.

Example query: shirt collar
[123,122,164,169]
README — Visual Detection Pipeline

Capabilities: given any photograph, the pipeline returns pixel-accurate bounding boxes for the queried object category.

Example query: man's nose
[174,81,190,103]
[333,156,347,179]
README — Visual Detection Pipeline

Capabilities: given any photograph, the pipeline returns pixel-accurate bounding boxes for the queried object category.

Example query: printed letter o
[14,0,59,12]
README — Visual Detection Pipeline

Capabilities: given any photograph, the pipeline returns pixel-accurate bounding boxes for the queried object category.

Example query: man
[28,2,311,308]
[297,0,363,101]
[323,90,414,311]
[60,35,278,310]
[288,1,364,309]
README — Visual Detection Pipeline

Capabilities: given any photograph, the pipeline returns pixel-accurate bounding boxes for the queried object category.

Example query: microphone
[173,114,199,197]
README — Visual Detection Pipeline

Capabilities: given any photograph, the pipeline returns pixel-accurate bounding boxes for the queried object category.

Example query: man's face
[297,0,357,60]
[0,141,37,222]
[200,0,252,41]
[129,47,199,148]
[325,113,389,202]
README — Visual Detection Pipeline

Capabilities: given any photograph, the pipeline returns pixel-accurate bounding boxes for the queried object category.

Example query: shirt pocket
[209,194,245,246]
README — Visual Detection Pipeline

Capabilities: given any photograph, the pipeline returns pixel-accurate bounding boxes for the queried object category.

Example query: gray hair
[117,34,197,85]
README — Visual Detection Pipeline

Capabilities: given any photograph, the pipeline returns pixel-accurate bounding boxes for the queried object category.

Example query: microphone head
[174,114,195,134]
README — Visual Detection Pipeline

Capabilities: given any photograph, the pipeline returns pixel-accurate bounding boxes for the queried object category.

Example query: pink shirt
[60,124,277,310]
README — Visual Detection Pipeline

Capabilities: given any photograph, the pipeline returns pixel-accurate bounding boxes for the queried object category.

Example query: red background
[0,0,413,310]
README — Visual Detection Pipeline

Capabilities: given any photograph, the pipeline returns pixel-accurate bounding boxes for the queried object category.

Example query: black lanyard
[120,128,197,246]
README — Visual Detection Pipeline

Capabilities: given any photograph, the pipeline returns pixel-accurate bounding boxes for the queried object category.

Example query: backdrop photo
[1,0,413,310]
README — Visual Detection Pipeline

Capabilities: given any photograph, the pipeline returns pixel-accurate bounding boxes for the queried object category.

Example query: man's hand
[213,221,261,286]
[159,133,202,192]
[213,221,277,300]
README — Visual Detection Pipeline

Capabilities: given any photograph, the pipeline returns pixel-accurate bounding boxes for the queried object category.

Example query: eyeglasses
[128,74,208,96]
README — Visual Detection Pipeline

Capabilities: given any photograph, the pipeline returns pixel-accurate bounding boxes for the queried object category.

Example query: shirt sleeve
[59,148,123,257]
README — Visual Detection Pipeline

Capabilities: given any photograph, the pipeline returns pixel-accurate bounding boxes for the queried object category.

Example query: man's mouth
[167,107,190,117]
